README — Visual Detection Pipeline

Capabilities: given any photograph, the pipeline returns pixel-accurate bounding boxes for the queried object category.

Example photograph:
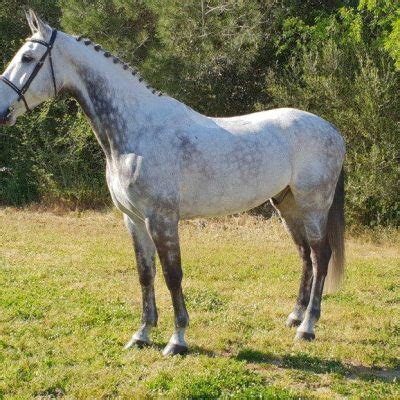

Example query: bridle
[0,29,57,112]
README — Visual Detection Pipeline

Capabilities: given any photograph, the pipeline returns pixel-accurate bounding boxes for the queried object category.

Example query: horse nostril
[0,106,13,122]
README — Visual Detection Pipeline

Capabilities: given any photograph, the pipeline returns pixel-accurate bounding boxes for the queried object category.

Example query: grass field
[0,208,399,399]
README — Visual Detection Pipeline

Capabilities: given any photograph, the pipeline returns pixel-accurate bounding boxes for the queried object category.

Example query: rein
[0,29,57,112]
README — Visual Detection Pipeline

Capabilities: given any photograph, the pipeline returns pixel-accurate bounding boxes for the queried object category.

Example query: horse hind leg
[295,211,331,341]
[289,165,345,340]
[290,196,333,340]
[271,190,313,328]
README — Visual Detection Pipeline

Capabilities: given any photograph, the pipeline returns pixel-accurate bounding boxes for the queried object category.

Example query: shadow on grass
[151,341,216,357]
[131,340,399,383]
[236,349,400,383]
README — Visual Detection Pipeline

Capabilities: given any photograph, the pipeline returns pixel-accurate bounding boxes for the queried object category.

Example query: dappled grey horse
[0,11,345,355]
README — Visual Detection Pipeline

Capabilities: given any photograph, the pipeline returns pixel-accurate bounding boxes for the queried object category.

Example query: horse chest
[106,154,146,215]
[106,152,179,218]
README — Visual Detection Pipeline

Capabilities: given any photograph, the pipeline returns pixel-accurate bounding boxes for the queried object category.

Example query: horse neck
[62,36,160,158]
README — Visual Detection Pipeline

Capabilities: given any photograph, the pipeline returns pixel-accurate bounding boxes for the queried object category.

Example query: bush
[264,40,399,227]
[0,98,108,208]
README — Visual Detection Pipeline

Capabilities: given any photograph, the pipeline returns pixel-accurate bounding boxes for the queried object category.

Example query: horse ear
[25,8,37,33]
[27,9,51,37]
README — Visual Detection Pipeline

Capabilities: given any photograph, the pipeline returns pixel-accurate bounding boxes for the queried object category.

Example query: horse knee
[163,268,183,291]
[138,267,155,287]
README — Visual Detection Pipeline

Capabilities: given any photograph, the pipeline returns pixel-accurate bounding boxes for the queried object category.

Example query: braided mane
[75,35,162,97]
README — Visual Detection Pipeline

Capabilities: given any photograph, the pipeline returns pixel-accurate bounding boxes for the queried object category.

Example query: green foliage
[0,0,398,226]
[265,40,399,226]
[60,0,157,64]
[142,0,268,115]
[358,0,400,69]
[0,99,108,208]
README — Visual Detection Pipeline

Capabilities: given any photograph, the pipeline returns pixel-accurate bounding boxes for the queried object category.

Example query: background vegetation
[0,0,399,227]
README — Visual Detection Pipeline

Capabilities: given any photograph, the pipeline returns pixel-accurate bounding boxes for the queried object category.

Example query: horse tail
[324,167,345,294]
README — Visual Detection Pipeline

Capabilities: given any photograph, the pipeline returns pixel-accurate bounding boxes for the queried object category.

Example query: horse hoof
[295,331,315,341]
[286,316,302,328]
[162,342,188,356]
[124,338,151,350]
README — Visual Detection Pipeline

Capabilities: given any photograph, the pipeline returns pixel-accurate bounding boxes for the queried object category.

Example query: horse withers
[0,10,345,355]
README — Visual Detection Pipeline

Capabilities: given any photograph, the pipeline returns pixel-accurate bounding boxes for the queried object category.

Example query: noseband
[0,29,57,112]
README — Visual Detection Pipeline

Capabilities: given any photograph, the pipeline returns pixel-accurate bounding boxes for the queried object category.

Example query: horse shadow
[150,342,399,383]
[235,349,400,383]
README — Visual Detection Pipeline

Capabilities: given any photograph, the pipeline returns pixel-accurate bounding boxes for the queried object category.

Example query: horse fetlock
[124,336,151,349]
[286,312,303,328]
[124,325,153,349]
[163,328,188,356]
[162,342,188,356]
[288,305,306,322]
[295,315,317,341]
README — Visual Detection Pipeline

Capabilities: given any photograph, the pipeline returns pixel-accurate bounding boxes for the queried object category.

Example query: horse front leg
[123,214,158,348]
[147,212,189,356]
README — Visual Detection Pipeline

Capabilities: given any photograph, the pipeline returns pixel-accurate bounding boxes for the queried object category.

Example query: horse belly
[179,144,291,218]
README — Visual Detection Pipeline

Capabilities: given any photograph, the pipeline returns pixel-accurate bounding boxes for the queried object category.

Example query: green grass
[0,209,399,399]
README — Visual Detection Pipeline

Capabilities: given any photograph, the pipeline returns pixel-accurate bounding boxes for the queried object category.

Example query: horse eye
[21,54,34,63]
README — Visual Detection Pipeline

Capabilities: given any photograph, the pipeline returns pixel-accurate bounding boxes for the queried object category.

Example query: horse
[0,10,345,356]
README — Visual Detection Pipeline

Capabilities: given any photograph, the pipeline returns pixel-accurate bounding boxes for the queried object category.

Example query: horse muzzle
[0,107,16,126]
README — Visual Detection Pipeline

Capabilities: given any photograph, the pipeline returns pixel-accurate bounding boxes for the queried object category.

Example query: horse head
[0,9,60,125]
